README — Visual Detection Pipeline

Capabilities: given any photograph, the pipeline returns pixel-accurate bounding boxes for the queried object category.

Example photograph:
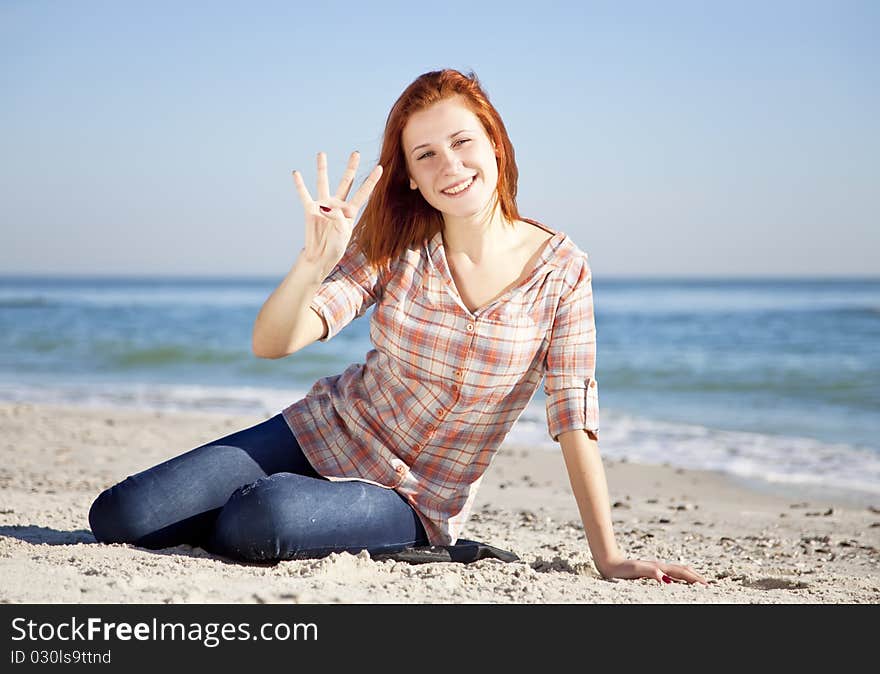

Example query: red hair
[352,69,521,271]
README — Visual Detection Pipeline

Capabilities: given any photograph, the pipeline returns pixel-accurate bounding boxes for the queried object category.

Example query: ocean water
[1,275,878,507]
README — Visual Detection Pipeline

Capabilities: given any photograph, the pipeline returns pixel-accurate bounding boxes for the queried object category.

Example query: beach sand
[1,402,878,604]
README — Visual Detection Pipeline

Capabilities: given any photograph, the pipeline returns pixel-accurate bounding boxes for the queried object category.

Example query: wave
[0,380,306,417]
[0,380,877,505]
[0,298,54,308]
[110,346,244,367]
[507,405,880,506]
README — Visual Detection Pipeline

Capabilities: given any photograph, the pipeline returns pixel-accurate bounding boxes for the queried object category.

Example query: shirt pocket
[479,309,548,402]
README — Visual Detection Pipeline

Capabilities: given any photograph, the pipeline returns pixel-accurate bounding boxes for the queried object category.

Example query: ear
[409,177,418,190]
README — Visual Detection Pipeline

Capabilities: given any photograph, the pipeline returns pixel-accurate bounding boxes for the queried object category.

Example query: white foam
[0,380,306,417]
[508,399,880,504]
[1,379,877,505]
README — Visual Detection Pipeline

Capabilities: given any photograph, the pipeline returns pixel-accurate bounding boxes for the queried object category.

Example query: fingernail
[662,575,671,584]
[319,205,331,213]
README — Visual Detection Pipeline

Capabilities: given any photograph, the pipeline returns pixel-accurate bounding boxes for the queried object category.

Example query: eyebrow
[410,129,474,154]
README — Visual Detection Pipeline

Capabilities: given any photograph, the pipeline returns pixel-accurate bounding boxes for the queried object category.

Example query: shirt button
[437,408,446,417]
[451,384,459,392]
[466,323,474,332]
[455,371,463,378]
[427,425,436,432]
[590,380,597,388]
[395,464,406,474]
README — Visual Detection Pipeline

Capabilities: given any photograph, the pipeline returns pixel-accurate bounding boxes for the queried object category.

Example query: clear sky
[1,0,877,278]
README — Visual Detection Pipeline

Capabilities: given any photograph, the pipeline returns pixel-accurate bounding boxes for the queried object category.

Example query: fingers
[316,151,331,202]
[334,151,360,201]
[347,164,384,213]
[291,170,313,207]
[659,564,710,586]
[295,152,382,221]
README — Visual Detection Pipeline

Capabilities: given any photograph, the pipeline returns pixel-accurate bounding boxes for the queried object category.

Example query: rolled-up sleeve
[310,240,382,342]
[544,254,600,442]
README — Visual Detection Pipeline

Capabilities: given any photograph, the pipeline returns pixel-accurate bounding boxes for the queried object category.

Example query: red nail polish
[319,206,331,213]
[662,575,671,583]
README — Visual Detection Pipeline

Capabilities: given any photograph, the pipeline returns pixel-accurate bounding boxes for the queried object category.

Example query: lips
[441,175,476,196]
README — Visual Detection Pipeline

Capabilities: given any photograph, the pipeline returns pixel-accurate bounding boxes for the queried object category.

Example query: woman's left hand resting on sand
[558,429,710,586]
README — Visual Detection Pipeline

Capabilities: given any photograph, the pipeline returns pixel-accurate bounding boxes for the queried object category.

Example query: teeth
[442,176,474,195]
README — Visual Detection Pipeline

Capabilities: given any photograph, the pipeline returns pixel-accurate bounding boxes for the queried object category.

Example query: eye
[416,138,471,161]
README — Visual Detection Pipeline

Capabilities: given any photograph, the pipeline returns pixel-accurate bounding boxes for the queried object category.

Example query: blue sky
[1,0,877,277]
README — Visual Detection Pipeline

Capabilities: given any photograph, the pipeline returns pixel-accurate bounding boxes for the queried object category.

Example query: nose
[438,148,463,175]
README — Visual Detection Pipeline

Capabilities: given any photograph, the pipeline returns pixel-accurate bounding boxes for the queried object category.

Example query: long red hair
[352,69,521,271]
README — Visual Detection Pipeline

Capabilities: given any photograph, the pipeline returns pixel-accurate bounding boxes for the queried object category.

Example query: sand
[1,402,878,604]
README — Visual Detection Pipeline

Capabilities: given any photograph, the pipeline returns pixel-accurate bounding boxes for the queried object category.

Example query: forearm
[558,429,624,576]
[252,252,327,358]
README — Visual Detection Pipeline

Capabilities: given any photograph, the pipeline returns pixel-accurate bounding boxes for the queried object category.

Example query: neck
[441,200,518,264]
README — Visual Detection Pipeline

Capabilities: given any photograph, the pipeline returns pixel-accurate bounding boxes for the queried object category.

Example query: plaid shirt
[283,218,599,546]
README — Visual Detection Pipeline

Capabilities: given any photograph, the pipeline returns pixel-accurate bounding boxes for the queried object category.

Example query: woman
[90,69,707,586]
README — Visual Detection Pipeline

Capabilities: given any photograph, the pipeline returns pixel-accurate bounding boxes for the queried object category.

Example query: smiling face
[402,96,500,220]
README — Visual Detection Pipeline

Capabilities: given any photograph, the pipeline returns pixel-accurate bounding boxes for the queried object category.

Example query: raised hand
[292,151,383,279]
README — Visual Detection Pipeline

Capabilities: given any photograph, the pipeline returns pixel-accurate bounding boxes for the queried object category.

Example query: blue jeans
[88,413,429,562]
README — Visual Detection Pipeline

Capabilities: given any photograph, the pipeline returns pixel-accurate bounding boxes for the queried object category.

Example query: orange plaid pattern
[283,219,599,545]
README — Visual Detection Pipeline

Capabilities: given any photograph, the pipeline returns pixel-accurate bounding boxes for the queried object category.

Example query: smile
[441,175,476,197]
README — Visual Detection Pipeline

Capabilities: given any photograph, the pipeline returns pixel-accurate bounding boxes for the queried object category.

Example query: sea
[1,275,878,507]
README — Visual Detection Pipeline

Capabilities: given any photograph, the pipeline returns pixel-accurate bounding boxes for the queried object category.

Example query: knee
[88,478,149,545]
[209,475,300,562]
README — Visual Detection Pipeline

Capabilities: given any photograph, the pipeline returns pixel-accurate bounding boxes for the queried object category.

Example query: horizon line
[0,272,878,282]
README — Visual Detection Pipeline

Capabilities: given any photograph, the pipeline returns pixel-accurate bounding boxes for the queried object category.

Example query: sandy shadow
[0,525,95,545]
[0,524,274,566]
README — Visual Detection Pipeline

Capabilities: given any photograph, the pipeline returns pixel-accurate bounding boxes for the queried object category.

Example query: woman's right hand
[292,151,383,280]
